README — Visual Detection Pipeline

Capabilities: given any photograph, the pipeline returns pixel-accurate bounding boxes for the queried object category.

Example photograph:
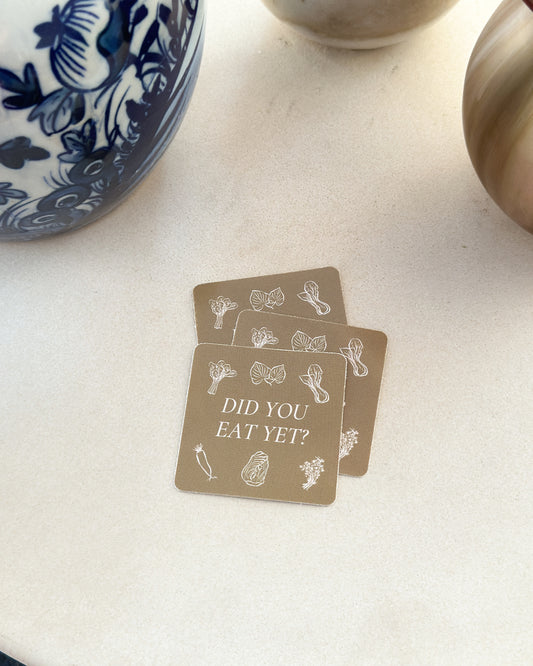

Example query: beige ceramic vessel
[463,0,533,233]
[260,0,460,49]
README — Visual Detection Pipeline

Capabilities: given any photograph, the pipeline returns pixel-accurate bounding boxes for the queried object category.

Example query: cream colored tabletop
[1,1,532,664]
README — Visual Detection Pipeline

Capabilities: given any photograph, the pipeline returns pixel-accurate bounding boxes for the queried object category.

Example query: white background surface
[1,1,532,664]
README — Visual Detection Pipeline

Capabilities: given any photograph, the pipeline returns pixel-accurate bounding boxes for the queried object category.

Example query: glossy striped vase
[463,0,533,234]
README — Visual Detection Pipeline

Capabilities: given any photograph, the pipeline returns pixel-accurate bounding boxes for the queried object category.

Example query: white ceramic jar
[463,0,533,234]
[260,0,459,49]
[0,0,204,240]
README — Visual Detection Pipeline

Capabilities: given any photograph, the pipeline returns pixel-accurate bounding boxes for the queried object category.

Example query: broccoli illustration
[207,359,237,395]
[209,295,237,329]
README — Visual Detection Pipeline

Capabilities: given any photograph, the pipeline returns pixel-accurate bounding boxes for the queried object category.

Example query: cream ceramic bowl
[260,0,460,49]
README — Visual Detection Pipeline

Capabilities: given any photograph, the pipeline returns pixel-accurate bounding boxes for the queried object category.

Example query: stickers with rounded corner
[193,267,346,344]
[233,310,387,477]
[175,343,347,505]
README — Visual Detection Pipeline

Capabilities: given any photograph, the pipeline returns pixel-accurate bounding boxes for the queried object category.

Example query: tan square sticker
[233,311,387,477]
[193,267,346,344]
[175,344,347,505]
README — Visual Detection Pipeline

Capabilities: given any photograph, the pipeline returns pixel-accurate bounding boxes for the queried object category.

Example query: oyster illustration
[241,451,269,487]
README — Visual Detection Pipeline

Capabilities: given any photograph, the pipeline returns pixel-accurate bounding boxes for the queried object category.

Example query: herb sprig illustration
[300,457,325,490]
[207,360,237,395]
[339,429,358,460]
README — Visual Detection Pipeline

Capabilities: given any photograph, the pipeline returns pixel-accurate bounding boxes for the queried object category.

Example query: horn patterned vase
[463,0,533,234]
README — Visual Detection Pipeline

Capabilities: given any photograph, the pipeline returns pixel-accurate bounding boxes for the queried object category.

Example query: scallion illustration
[299,363,329,403]
[339,338,368,377]
[297,280,331,315]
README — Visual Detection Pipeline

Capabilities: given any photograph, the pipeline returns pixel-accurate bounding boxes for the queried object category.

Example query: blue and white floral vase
[0,0,204,240]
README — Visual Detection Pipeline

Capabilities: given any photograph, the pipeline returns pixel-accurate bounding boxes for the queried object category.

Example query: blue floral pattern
[0,182,27,205]
[0,0,204,239]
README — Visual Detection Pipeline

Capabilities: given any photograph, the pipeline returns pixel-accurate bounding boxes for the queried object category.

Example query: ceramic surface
[463,0,533,234]
[0,0,204,240]
[260,0,459,49]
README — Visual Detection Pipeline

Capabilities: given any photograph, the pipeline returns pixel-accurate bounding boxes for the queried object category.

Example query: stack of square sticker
[175,267,387,506]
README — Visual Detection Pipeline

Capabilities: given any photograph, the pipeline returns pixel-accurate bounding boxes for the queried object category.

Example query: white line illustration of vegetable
[249,287,285,311]
[209,295,238,329]
[241,451,270,487]
[250,361,286,386]
[194,444,217,480]
[339,429,358,460]
[207,360,237,395]
[251,326,279,348]
[291,330,327,353]
[339,338,368,377]
[299,363,329,403]
[297,280,331,315]
[300,456,325,490]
